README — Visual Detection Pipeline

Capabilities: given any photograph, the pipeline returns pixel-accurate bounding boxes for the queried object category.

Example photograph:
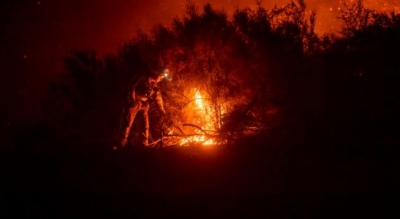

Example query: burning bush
[44,0,400,148]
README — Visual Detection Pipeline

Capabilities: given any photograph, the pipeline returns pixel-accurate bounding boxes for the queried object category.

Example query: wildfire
[178,88,221,146]
[195,89,204,109]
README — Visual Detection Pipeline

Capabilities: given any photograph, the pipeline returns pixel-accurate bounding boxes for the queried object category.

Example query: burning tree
[117,1,320,146]
[151,2,272,146]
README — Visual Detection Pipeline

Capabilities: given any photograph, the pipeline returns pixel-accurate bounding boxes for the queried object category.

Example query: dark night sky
[1,0,398,123]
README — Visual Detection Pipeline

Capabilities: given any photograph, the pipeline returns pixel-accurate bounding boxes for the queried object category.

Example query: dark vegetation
[3,0,399,217]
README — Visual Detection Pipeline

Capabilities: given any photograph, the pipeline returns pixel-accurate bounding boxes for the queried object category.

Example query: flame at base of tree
[162,85,271,147]
[176,88,226,146]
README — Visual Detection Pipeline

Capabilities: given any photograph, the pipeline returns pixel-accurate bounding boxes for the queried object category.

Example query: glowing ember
[179,134,214,146]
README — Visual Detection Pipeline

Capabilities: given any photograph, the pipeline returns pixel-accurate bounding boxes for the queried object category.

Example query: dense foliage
[21,0,400,148]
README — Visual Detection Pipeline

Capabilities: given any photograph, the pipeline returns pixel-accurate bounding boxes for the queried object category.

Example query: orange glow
[177,88,225,147]
[195,89,204,110]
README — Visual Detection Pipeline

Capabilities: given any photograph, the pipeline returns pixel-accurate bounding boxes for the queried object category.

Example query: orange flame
[195,89,204,109]
[179,88,220,146]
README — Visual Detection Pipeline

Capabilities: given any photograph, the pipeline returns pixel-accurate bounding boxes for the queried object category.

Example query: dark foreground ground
[1,123,399,218]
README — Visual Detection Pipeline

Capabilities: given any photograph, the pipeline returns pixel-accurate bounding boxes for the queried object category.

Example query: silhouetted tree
[41,0,400,147]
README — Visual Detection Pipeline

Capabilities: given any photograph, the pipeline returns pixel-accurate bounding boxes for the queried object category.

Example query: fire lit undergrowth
[42,0,400,148]
[138,2,282,146]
